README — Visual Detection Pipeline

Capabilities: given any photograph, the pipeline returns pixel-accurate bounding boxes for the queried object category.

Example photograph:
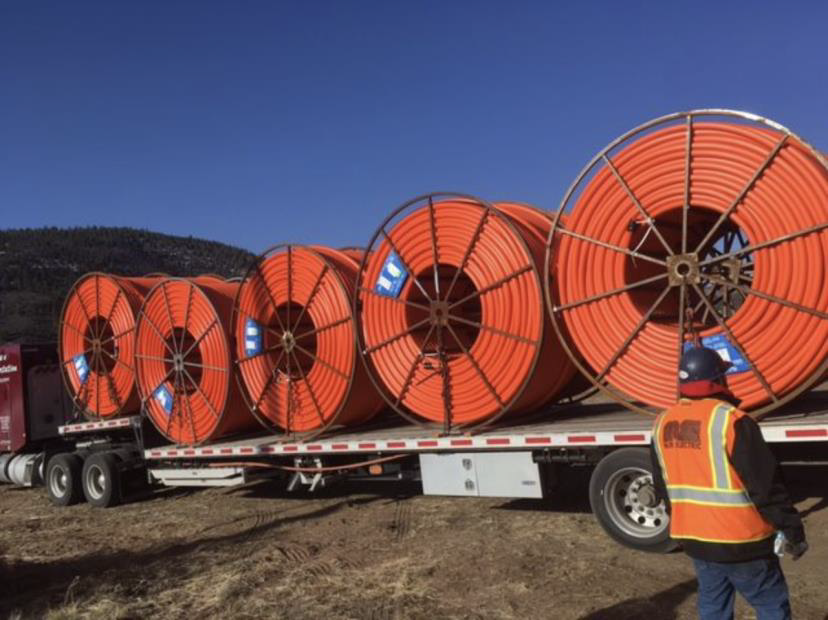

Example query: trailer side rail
[59,416,138,435]
[143,410,828,460]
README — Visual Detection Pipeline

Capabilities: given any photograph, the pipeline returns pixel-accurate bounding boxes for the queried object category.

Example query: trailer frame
[39,393,828,553]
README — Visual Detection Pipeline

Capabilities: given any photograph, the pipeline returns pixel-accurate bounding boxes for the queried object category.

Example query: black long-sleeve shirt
[650,412,805,563]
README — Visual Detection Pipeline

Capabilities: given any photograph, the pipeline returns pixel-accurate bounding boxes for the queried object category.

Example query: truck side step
[148,467,247,487]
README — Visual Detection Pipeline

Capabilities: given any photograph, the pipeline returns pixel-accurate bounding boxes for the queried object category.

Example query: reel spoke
[695,133,788,254]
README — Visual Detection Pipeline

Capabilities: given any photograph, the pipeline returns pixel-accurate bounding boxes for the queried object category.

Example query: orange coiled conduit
[356,194,576,429]
[233,244,384,436]
[60,273,162,419]
[135,277,258,444]
[546,110,828,416]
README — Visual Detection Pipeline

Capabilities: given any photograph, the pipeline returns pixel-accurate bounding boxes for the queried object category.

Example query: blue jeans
[692,557,791,620]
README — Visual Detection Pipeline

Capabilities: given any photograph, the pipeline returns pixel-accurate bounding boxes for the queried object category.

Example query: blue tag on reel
[73,355,89,383]
[154,385,173,415]
[375,251,408,298]
[244,318,263,356]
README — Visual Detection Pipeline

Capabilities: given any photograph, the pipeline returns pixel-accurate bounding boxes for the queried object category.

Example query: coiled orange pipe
[135,277,257,444]
[338,247,371,263]
[547,111,828,416]
[234,245,384,435]
[357,194,576,428]
[60,273,162,419]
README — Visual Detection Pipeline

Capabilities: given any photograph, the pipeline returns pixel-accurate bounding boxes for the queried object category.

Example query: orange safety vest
[652,398,775,544]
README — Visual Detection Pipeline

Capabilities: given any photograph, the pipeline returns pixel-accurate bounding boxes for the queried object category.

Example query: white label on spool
[386,262,402,278]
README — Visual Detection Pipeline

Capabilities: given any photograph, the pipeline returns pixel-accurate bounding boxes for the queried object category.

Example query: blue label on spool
[244,318,263,356]
[73,355,89,383]
[684,333,750,374]
[154,385,173,415]
[375,250,408,298]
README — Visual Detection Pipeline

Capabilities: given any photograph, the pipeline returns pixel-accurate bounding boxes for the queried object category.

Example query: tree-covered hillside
[0,227,255,343]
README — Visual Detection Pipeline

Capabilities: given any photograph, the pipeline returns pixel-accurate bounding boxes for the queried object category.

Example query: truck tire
[589,448,677,553]
[81,452,122,508]
[45,453,85,507]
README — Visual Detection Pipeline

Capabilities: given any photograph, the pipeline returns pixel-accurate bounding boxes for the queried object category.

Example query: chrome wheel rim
[49,466,68,497]
[85,464,106,500]
[604,467,669,539]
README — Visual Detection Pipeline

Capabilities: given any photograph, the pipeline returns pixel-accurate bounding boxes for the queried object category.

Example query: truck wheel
[81,452,122,508]
[589,448,677,553]
[45,454,85,507]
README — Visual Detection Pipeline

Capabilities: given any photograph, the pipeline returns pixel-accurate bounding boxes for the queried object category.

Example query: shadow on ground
[783,464,828,519]
[578,578,697,619]
[225,477,421,502]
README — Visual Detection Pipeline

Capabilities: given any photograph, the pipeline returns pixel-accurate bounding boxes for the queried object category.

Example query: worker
[650,346,807,620]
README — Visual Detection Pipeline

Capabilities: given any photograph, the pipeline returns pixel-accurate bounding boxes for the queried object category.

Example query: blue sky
[1,1,826,253]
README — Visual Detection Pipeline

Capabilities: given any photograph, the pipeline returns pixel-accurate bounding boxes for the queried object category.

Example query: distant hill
[0,227,256,343]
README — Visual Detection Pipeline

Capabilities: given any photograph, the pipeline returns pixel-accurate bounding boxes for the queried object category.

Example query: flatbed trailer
[51,392,828,553]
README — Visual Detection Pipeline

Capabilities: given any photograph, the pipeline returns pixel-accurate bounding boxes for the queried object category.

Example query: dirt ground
[0,464,826,620]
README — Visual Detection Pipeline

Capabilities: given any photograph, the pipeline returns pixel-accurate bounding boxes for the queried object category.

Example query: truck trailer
[3,342,826,554]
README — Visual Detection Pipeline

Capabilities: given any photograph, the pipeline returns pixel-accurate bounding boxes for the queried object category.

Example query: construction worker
[650,346,807,620]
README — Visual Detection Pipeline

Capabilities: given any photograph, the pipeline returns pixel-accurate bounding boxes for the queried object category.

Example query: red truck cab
[0,343,73,484]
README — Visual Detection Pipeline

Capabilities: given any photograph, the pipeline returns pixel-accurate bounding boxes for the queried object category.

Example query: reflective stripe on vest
[709,404,731,491]
[653,414,669,484]
[666,486,752,505]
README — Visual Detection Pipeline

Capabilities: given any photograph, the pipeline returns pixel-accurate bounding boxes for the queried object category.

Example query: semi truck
[2,341,826,553]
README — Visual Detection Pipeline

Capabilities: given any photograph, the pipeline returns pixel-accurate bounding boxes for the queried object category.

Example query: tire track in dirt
[275,542,317,563]
[366,499,416,620]
[198,509,286,541]
[391,499,412,542]
[300,555,361,578]
[368,599,398,620]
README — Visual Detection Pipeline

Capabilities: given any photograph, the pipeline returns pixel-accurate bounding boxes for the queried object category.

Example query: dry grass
[2,474,827,620]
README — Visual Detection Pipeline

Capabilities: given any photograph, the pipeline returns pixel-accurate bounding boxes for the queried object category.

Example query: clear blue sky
[1,1,826,254]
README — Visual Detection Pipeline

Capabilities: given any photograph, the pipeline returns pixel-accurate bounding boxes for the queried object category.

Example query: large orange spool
[234,244,384,436]
[356,193,576,429]
[546,110,828,417]
[135,277,257,444]
[60,273,162,419]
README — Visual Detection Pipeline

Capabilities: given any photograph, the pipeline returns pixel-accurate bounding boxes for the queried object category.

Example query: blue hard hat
[679,346,733,398]
[680,346,731,383]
